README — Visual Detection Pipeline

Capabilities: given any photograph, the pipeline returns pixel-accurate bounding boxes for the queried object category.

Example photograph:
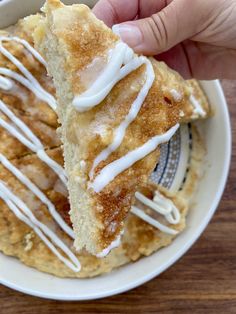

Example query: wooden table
[0,80,235,314]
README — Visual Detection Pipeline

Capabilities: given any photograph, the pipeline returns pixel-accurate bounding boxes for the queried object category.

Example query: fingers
[159,41,236,80]
[156,44,193,79]
[93,0,168,27]
[192,0,236,49]
[93,0,217,57]
[113,0,211,55]
[93,0,139,27]
[183,41,236,80]
[93,0,236,79]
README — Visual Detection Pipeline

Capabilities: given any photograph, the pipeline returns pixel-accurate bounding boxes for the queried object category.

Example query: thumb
[114,0,205,55]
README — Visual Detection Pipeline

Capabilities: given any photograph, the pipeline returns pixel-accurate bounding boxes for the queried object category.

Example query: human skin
[93,0,236,79]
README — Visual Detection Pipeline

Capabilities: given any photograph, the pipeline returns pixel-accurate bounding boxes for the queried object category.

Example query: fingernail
[114,24,143,48]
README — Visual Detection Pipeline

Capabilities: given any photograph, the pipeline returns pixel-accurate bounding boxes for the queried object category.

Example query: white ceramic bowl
[0,0,231,301]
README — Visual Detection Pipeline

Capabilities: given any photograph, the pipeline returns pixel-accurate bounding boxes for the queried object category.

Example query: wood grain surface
[0,80,235,314]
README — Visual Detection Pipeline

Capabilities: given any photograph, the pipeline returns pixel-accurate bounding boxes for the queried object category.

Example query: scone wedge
[34,0,209,256]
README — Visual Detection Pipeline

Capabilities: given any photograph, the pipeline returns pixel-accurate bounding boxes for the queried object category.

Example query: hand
[93,0,236,79]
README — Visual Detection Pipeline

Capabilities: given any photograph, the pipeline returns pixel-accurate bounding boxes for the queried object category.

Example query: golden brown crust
[0,10,208,277]
[1,128,203,277]
[0,148,188,278]
[0,109,60,160]
[34,0,211,254]
[0,15,60,158]
[0,24,58,128]
[44,0,117,95]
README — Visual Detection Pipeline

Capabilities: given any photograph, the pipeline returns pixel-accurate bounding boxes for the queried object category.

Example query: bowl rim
[0,79,231,300]
[0,0,232,301]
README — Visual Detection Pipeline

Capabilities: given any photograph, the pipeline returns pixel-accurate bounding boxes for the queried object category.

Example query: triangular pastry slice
[34,0,209,256]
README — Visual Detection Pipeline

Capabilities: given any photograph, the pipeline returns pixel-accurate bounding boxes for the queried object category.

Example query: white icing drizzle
[0,35,182,263]
[0,67,56,107]
[0,36,57,110]
[76,40,177,198]
[170,89,182,102]
[132,190,181,235]
[131,206,178,235]
[96,233,122,258]
[0,154,74,239]
[0,75,13,90]
[89,54,155,179]
[190,94,206,117]
[0,100,67,185]
[179,110,185,117]
[73,42,137,112]
[0,181,80,272]
[90,124,179,193]
[0,36,81,271]
[72,35,181,242]
[0,36,47,67]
